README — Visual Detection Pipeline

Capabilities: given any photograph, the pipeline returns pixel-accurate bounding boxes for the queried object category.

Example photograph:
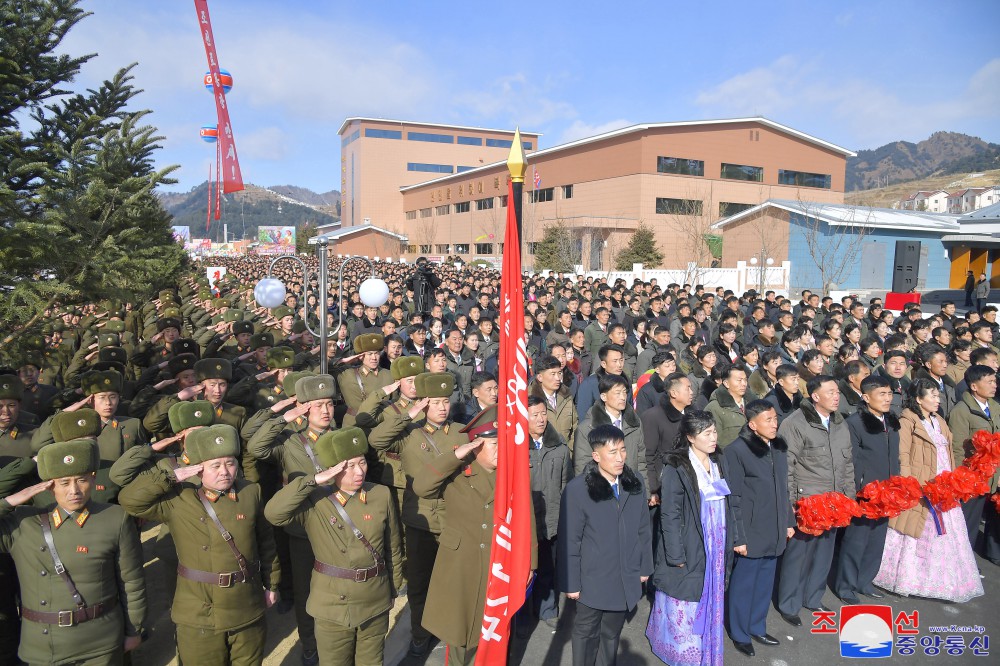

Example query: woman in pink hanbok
[874,379,984,602]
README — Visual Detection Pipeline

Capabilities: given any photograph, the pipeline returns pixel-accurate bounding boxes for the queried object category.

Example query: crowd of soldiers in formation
[0,254,996,666]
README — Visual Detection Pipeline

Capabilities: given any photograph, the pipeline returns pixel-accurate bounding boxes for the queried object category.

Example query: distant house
[900,190,949,213]
[310,224,409,260]
[972,186,1000,211]
[712,199,960,291]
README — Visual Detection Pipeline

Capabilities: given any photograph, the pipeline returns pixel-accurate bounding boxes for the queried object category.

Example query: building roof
[337,117,541,138]
[960,201,1000,221]
[710,199,961,233]
[311,224,408,244]
[399,117,856,192]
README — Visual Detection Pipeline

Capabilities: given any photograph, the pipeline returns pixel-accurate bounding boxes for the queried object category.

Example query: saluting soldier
[207,319,255,362]
[0,439,146,665]
[265,427,402,666]
[0,376,36,467]
[118,424,280,666]
[413,405,537,665]
[234,332,274,382]
[334,333,393,428]
[226,347,295,413]
[246,375,339,665]
[133,353,198,434]
[16,359,59,421]
[130,316,182,370]
[31,371,146,504]
[367,372,467,657]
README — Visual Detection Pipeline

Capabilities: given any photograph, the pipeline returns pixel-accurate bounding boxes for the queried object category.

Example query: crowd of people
[0,251,996,666]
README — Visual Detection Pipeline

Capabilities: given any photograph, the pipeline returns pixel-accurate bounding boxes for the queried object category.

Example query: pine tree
[0,0,186,352]
[532,220,580,272]
[615,224,665,270]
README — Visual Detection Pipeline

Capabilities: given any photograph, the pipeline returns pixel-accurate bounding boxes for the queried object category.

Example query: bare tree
[659,191,715,285]
[797,198,874,291]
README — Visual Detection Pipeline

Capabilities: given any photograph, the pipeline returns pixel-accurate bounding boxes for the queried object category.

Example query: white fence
[541,261,792,295]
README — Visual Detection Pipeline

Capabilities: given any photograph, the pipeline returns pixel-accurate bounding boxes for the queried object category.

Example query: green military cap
[194,358,232,382]
[168,399,215,433]
[271,306,293,320]
[104,320,126,333]
[222,309,245,322]
[97,346,127,366]
[157,317,182,333]
[282,371,314,397]
[173,338,200,357]
[159,289,176,302]
[40,324,53,335]
[51,408,101,442]
[316,427,369,468]
[295,374,335,403]
[391,356,423,381]
[0,375,24,401]
[251,332,274,350]
[266,347,295,369]
[414,372,455,399]
[353,333,384,354]
[51,321,66,333]
[23,334,46,351]
[81,370,122,396]
[98,333,120,348]
[168,353,197,377]
[19,355,43,371]
[197,289,212,300]
[232,321,254,336]
[292,320,309,334]
[183,424,240,465]
[212,298,228,309]
[460,404,499,441]
[36,439,100,481]
[162,306,182,319]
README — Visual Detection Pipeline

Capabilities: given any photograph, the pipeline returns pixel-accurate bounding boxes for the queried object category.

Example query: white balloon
[254,278,286,309]
[359,277,390,307]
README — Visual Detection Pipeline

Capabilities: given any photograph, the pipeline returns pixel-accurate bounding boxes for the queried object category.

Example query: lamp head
[254,278,286,309]
[359,277,390,308]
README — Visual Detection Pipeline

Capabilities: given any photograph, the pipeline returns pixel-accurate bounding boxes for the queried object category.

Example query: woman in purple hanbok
[647,411,736,666]
[873,379,984,602]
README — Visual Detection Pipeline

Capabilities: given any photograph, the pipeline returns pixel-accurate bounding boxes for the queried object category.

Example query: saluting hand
[271,396,297,414]
[176,383,205,401]
[454,437,484,460]
[5,480,54,507]
[283,402,310,423]
[154,378,177,391]
[407,398,429,420]
[174,463,203,482]
[255,369,279,381]
[238,351,256,361]
[382,381,400,396]
[315,461,347,485]
[64,394,93,412]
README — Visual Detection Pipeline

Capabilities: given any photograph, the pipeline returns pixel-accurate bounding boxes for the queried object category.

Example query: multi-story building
[398,118,853,270]
[338,118,539,243]
[900,190,949,213]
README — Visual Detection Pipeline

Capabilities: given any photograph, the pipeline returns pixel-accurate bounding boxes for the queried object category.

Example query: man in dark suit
[725,401,795,657]
[557,424,653,666]
[833,375,900,604]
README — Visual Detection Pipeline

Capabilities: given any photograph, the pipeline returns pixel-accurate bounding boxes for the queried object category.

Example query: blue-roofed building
[712,199,961,291]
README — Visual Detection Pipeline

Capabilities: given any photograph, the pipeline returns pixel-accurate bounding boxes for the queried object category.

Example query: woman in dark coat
[646,411,736,666]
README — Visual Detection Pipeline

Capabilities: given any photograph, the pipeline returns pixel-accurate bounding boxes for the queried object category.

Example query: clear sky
[58,0,1000,193]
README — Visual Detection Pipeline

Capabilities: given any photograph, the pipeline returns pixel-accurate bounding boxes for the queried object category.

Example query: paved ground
[130,520,999,665]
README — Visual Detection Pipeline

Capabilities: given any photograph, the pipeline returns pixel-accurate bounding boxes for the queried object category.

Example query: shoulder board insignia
[363,514,372,521]
[96,485,106,491]
[9,427,16,440]
[236,513,246,520]
[76,546,88,553]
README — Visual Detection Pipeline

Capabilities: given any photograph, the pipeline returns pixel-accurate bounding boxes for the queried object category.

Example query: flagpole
[508,128,526,251]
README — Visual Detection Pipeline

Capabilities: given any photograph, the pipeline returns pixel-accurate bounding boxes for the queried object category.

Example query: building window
[405,245,418,253]
[457,136,483,146]
[721,163,763,182]
[527,242,537,255]
[435,244,450,253]
[655,197,703,215]
[407,162,454,174]
[476,197,494,210]
[454,202,470,213]
[657,156,704,177]
[341,129,360,148]
[435,205,449,215]
[454,243,470,254]
[778,169,832,189]
[475,243,494,254]
[500,195,508,207]
[408,132,454,143]
[457,166,476,173]
[419,208,432,218]
[563,185,574,199]
[365,128,402,139]
[719,202,754,217]
[400,242,409,254]
[419,244,432,253]
[405,211,417,220]
[523,142,532,150]
[529,187,554,203]
[486,139,512,148]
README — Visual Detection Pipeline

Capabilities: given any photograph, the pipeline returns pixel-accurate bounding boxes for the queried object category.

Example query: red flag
[194,0,244,193]
[475,179,531,664]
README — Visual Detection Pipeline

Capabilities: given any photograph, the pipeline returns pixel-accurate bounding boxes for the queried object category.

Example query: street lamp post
[253,238,389,374]
[748,249,774,296]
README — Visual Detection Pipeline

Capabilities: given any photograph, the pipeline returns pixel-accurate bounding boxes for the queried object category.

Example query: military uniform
[0,440,146,666]
[367,372,466,648]
[334,334,393,428]
[118,425,279,665]
[264,428,402,666]
[19,382,59,422]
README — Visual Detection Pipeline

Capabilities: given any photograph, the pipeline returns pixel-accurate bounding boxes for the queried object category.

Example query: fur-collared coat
[556,462,652,612]
[845,407,901,491]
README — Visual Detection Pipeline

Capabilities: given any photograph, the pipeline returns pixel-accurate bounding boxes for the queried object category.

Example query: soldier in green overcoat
[334,334,393,428]
[118,424,280,666]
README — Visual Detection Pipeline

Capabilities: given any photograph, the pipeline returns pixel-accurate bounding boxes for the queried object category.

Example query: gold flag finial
[506,127,527,183]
